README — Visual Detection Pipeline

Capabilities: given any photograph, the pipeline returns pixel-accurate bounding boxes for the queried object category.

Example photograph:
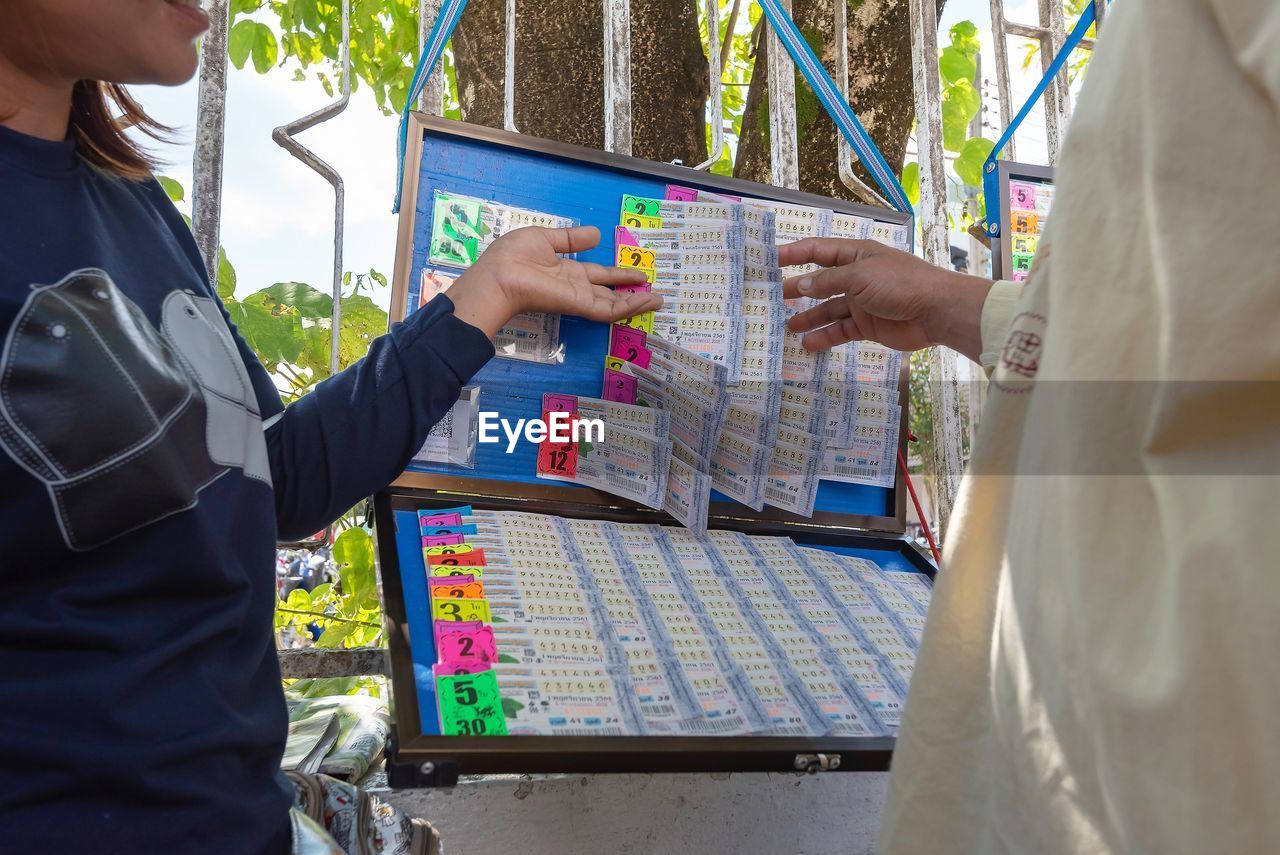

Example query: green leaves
[953,137,995,188]
[334,528,377,610]
[216,246,237,299]
[900,161,921,207]
[249,281,334,319]
[228,19,278,73]
[941,79,980,152]
[158,175,185,202]
[227,299,304,366]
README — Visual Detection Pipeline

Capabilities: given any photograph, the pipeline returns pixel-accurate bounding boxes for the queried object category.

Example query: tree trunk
[735,0,945,200]
[452,0,709,165]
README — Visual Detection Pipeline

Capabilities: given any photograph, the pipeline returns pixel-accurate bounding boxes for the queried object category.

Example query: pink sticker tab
[423,533,467,547]
[615,226,640,247]
[543,393,579,415]
[422,512,463,527]
[665,185,699,202]
[603,368,638,404]
[614,283,652,295]
[434,618,485,651]
[609,325,651,367]
[430,573,479,588]
[438,624,497,665]
[432,661,490,677]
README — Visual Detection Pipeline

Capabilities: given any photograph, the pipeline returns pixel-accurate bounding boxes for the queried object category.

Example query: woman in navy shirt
[0,1,657,851]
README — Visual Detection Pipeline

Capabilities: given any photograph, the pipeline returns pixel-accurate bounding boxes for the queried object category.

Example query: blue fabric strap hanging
[753,0,913,214]
[393,0,471,213]
[983,2,1097,236]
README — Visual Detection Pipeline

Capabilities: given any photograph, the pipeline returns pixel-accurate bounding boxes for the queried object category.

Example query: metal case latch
[794,753,842,774]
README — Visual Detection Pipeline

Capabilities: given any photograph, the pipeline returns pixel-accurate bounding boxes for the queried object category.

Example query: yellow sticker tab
[616,312,654,335]
[616,245,656,269]
[424,543,475,556]
[621,212,663,229]
[430,564,486,579]
[432,597,492,623]
[604,356,626,372]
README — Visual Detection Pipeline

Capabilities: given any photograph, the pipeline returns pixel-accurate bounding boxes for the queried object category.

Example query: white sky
[131,0,1060,310]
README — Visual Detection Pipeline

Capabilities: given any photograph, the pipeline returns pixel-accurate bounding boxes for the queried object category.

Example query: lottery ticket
[764,427,826,517]
[650,249,741,275]
[428,191,576,268]
[743,239,779,269]
[743,258,782,283]
[721,402,773,446]
[616,223,745,253]
[536,422,671,510]
[416,268,564,364]
[866,220,911,251]
[662,442,712,534]
[620,195,745,228]
[829,212,872,240]
[781,310,831,389]
[562,395,671,440]
[663,185,775,234]
[857,342,902,386]
[650,268,744,293]
[414,385,481,468]
[489,622,617,667]
[819,432,896,488]
[627,367,726,462]
[492,665,641,735]
[710,432,772,511]
[649,313,742,383]
[778,384,829,437]
[652,288,740,319]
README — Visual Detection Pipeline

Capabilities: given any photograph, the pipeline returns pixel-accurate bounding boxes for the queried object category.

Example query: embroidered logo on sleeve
[0,269,270,551]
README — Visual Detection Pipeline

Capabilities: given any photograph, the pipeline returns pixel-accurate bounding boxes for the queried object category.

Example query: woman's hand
[448,226,662,338]
[779,238,993,362]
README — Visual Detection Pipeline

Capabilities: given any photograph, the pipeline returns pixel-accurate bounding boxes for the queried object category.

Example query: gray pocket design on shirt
[0,269,268,551]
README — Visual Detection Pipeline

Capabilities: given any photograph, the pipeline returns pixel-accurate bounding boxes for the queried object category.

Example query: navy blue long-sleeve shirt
[0,125,493,852]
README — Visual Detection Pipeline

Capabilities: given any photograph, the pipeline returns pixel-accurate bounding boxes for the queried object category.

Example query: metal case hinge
[794,753,842,774]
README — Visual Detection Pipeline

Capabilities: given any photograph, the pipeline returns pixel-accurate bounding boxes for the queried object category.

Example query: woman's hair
[70,80,170,181]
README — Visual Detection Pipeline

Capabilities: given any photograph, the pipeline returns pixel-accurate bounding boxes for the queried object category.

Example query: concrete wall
[378,771,889,855]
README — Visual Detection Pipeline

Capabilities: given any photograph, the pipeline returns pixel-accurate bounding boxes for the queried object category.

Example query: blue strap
[754,0,913,214]
[983,3,1097,236]
[393,0,471,214]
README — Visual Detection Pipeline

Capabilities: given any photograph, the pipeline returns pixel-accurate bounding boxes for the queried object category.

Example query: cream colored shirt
[879,1,1280,852]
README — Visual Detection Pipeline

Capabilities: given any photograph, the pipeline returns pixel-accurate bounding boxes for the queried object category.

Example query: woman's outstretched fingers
[547,225,601,254]
[782,265,867,301]
[584,262,649,286]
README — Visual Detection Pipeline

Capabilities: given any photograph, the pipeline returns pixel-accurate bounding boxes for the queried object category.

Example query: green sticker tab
[431,194,484,266]
[621,194,661,218]
[437,671,508,736]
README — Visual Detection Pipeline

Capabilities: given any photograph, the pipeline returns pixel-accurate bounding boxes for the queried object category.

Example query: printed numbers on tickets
[437,671,508,736]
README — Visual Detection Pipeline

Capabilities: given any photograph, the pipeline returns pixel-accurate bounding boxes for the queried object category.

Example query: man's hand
[449,226,662,338]
[780,238,993,362]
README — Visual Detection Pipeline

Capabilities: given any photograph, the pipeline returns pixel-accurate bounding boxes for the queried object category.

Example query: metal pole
[765,0,799,189]
[192,0,230,286]
[272,0,351,376]
[693,0,724,170]
[504,0,519,132]
[603,0,634,155]
[987,0,1015,162]
[1038,0,1069,163]
[418,0,445,115]
[909,0,964,541]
